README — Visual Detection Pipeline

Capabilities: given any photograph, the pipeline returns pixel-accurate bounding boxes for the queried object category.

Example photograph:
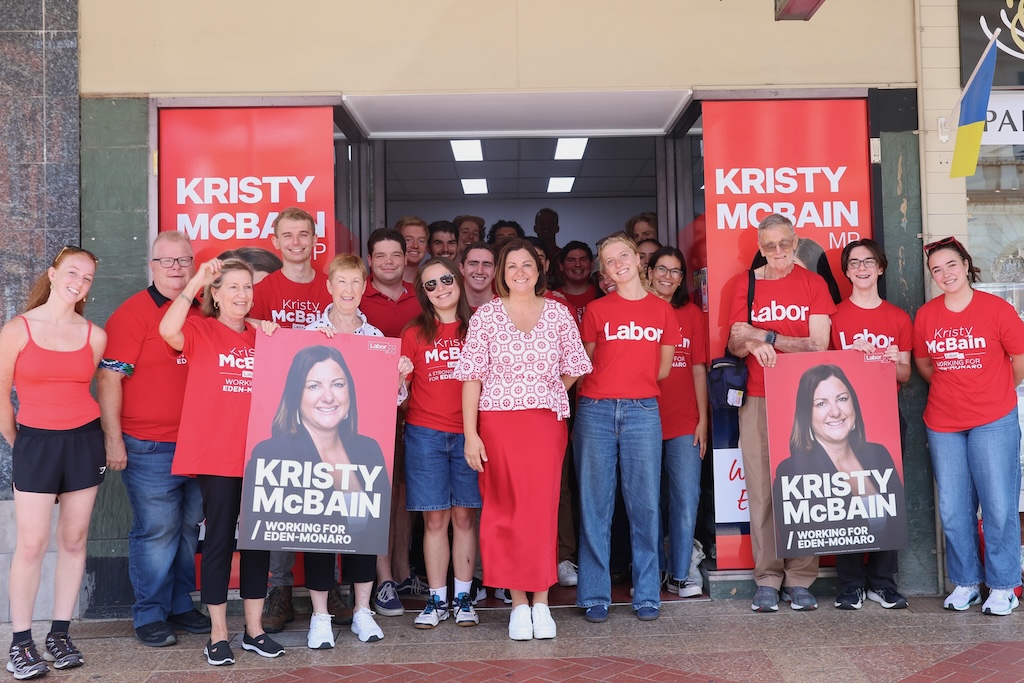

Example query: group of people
[729,214,1024,618]
[1,203,1022,678]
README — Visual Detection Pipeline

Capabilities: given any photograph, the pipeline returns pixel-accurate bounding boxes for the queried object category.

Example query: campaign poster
[158,107,336,268]
[237,330,400,555]
[765,351,907,558]
[702,99,873,357]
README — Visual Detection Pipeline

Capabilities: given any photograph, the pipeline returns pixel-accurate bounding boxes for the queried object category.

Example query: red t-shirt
[830,299,913,353]
[913,290,1024,432]
[658,302,709,439]
[103,286,200,442]
[579,291,681,399]
[172,317,257,477]
[401,320,465,433]
[727,266,835,397]
[250,270,331,329]
[556,285,598,326]
[360,280,420,338]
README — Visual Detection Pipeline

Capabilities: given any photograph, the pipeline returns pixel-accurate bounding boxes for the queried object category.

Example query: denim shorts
[403,422,482,511]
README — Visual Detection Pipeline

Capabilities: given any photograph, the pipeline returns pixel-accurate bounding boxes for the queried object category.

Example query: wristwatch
[765,330,778,346]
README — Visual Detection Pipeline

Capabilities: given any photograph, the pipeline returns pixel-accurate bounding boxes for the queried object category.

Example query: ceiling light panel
[554,138,588,160]
[461,178,488,194]
[547,177,575,193]
[450,139,483,161]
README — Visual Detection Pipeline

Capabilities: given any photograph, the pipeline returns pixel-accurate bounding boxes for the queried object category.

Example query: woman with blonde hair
[575,234,678,623]
[160,258,281,666]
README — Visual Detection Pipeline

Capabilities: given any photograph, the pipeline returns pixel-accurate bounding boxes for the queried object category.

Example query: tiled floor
[8,596,1024,682]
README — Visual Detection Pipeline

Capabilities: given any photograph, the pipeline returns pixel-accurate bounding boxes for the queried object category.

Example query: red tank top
[13,316,101,430]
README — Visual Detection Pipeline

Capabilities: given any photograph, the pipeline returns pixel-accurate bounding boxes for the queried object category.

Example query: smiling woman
[0,246,106,678]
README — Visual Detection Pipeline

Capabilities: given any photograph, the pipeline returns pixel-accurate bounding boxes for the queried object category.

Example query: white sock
[430,586,448,605]
[454,578,473,598]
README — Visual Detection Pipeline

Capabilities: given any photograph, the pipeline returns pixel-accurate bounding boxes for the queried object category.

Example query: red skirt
[478,409,567,592]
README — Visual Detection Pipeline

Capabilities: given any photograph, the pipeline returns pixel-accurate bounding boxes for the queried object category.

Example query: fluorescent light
[554,138,588,160]
[547,177,575,193]
[461,178,488,194]
[450,140,483,162]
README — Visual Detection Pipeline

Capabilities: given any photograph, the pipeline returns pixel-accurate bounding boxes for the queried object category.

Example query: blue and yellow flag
[950,42,998,178]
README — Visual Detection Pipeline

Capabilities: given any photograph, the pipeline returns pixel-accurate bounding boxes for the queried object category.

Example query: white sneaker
[508,604,533,641]
[307,613,335,649]
[557,560,578,587]
[494,588,513,604]
[531,603,556,639]
[983,588,1019,616]
[413,596,449,629]
[453,592,479,627]
[676,578,703,598]
[943,585,982,611]
[351,607,384,642]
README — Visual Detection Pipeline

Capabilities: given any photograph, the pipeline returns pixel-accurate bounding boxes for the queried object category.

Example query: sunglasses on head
[923,236,964,257]
[422,273,455,292]
[53,245,99,267]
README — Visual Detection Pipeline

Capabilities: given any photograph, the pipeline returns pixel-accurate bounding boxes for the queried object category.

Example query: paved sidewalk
[5,596,1024,682]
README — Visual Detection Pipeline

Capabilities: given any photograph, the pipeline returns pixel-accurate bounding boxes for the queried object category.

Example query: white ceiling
[342,90,692,139]
[342,90,692,201]
[385,137,657,201]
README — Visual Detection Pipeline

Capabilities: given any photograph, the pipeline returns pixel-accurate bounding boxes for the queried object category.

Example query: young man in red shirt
[555,241,598,326]
[97,232,211,647]
[360,229,428,616]
[397,216,429,285]
[459,243,497,310]
[248,207,348,632]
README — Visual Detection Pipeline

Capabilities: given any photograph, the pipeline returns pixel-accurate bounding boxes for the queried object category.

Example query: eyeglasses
[759,239,795,253]
[846,258,877,270]
[151,257,195,268]
[923,236,964,257]
[652,265,684,278]
[53,245,99,267]
[422,273,455,292]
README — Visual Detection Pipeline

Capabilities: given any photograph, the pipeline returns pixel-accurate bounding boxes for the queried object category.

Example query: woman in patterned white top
[455,239,592,642]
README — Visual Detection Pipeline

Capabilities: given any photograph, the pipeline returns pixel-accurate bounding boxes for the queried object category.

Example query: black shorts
[13,419,105,494]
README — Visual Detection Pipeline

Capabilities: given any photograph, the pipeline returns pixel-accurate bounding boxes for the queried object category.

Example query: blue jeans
[403,422,481,511]
[661,435,701,579]
[927,407,1022,591]
[575,397,663,610]
[120,435,204,628]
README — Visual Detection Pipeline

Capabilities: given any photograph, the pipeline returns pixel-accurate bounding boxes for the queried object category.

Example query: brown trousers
[738,396,819,589]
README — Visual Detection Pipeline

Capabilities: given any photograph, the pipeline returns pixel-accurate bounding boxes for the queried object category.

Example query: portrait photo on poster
[765,351,907,558]
[237,330,399,555]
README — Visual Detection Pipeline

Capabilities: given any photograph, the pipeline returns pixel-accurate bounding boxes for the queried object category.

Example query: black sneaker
[204,639,234,666]
[168,608,212,634]
[42,632,83,670]
[868,587,909,609]
[135,621,177,647]
[834,587,864,610]
[6,641,48,680]
[241,631,285,658]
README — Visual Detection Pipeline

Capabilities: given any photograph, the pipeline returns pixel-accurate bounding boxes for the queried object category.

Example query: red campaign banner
[765,351,907,558]
[237,330,400,556]
[158,107,336,269]
[703,100,873,357]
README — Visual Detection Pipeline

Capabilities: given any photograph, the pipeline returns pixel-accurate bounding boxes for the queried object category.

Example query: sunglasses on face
[422,273,455,292]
